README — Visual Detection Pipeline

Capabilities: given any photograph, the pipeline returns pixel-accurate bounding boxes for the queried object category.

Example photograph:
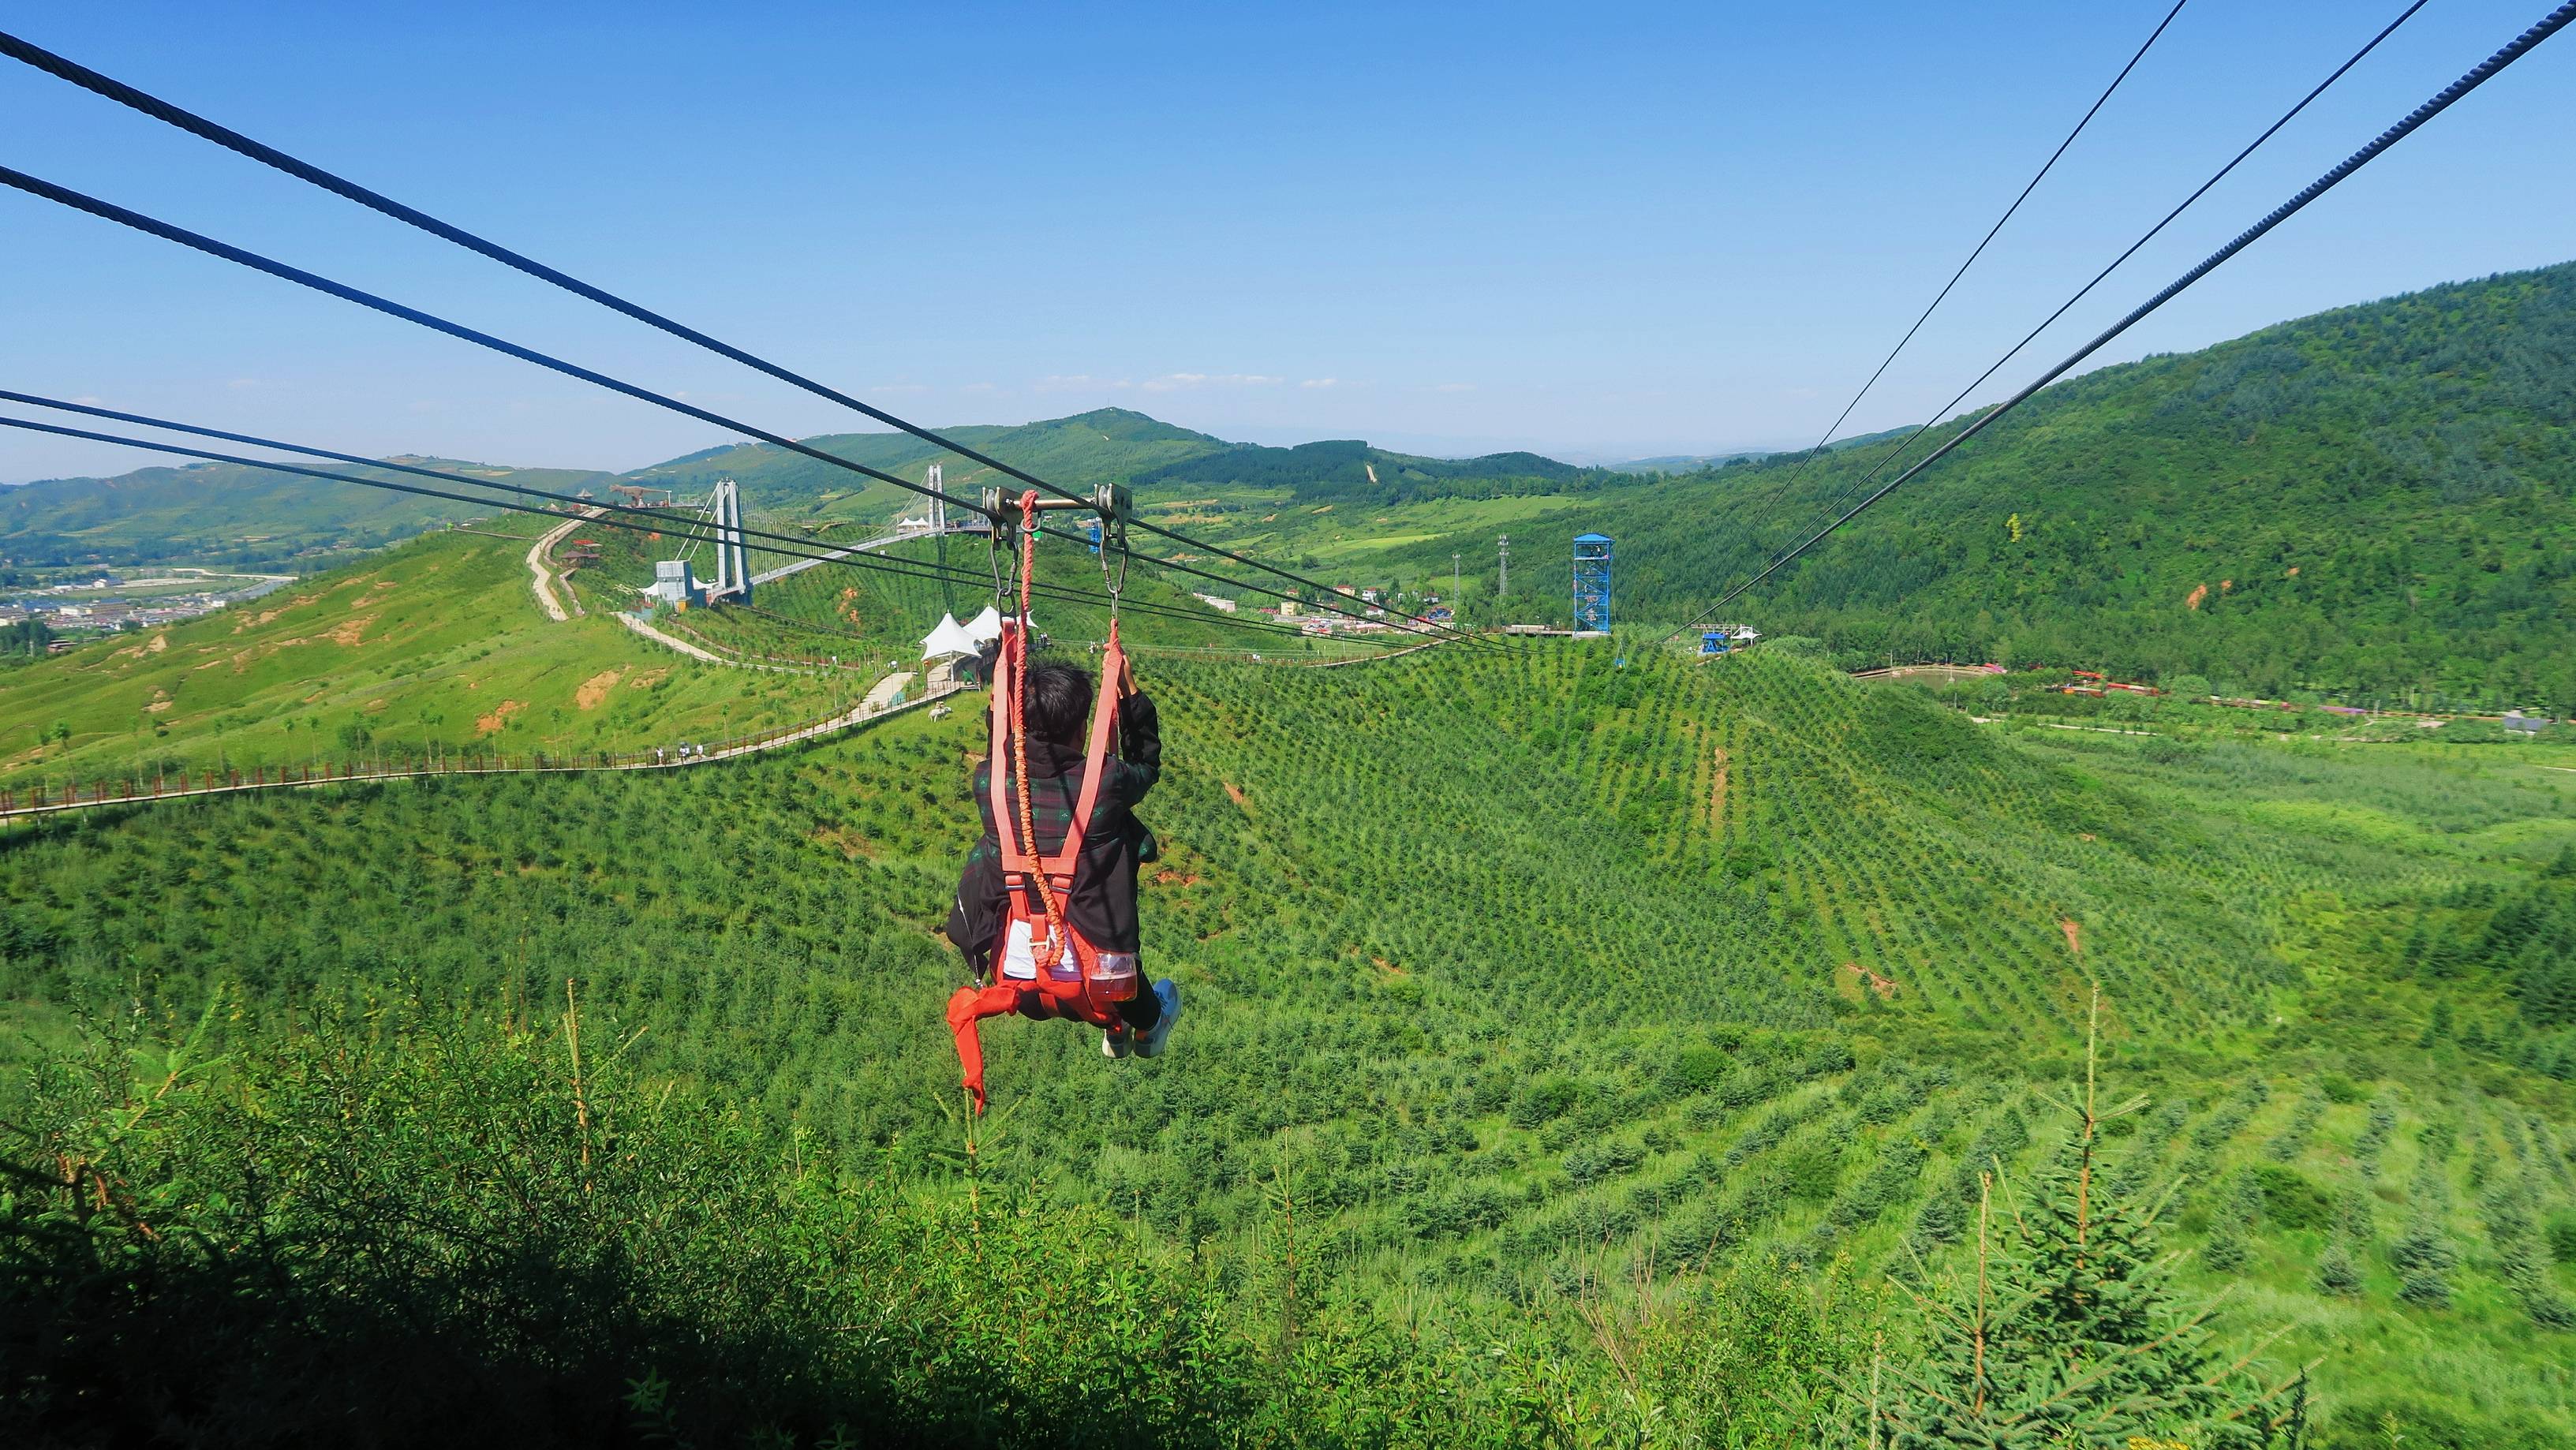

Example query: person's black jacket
[945,691,1161,978]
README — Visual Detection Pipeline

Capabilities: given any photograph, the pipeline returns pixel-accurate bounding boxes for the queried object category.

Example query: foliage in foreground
[0,1000,1872,1448]
[0,994,2369,1448]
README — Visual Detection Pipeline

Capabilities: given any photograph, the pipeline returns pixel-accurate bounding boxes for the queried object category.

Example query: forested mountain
[0,455,611,569]
[1374,263,2576,710]
[625,408,1233,519]
[1127,435,1616,503]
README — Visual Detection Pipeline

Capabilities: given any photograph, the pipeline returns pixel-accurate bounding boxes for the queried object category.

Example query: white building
[645,559,703,607]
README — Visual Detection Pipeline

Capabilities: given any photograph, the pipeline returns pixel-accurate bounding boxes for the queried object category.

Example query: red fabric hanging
[948,491,1135,1113]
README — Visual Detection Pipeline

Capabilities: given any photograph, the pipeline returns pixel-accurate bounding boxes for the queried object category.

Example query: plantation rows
[4,642,2574,1442]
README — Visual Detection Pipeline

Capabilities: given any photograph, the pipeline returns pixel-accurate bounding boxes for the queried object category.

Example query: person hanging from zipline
[944,489,1180,1112]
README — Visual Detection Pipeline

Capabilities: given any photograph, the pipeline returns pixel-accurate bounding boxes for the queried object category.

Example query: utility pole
[1497,535,1509,598]
[1452,552,1460,602]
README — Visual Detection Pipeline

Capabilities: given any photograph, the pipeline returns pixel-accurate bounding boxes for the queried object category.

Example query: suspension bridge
[0,2,2565,803]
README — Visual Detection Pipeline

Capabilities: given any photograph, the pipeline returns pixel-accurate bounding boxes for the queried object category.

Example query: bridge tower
[1572,533,1612,633]
[703,476,752,604]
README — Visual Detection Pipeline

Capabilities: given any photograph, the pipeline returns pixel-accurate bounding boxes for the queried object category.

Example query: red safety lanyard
[951,491,1131,1111]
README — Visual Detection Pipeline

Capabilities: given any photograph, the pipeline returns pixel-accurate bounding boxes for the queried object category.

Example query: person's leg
[1133,979,1183,1057]
[1116,985,1161,1033]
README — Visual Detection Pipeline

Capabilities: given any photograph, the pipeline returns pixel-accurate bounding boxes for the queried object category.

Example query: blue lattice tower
[1572,533,1612,632]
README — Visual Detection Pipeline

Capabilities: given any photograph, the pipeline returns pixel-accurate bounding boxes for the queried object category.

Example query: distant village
[0,568,295,648]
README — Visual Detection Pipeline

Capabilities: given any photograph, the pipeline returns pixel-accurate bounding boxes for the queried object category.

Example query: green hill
[1127,437,1613,504]
[1313,263,2576,710]
[0,455,611,570]
[6,633,2573,1444]
[16,259,2576,715]
[0,518,859,792]
[624,407,1234,524]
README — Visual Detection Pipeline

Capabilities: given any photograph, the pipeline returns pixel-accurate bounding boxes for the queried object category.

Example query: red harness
[947,492,1138,1112]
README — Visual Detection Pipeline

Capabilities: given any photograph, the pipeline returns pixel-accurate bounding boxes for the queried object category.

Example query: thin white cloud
[1299,377,1340,389]
[1140,372,1284,393]
[1434,383,1475,394]
[69,394,104,406]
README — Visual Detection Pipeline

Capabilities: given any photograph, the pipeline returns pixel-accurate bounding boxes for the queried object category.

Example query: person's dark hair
[1023,660,1094,747]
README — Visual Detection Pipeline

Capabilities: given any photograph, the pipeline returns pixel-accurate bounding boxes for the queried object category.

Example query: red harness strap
[948,492,1135,1112]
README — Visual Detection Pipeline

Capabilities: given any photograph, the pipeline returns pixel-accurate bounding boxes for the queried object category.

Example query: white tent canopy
[919,613,979,662]
[964,604,1004,645]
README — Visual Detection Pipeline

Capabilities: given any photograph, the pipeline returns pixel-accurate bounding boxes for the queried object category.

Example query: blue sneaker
[1133,980,1183,1058]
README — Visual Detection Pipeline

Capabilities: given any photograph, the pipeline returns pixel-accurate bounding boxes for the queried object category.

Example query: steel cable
[1740,0,2190,532]
[1669,0,2576,642]
[0,413,1317,640]
[0,32,1490,646]
[1710,0,2435,618]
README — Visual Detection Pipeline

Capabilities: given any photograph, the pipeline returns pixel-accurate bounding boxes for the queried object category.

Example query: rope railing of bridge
[0,679,965,821]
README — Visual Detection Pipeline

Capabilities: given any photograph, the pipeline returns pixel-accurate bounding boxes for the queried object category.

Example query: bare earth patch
[2060,917,2083,956]
[1843,962,1899,1000]
[1222,781,1248,809]
[327,615,373,647]
[476,700,526,736]
[1709,746,1729,827]
[809,824,878,860]
[575,670,623,710]
[626,667,670,690]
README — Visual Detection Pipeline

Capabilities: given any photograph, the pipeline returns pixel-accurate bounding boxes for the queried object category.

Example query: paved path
[613,609,724,663]
[527,508,600,621]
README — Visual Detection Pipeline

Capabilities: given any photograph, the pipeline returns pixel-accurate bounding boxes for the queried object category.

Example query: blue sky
[3,0,2570,482]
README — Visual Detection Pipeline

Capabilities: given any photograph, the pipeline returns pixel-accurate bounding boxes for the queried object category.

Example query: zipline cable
[1665,0,2576,643]
[0,387,988,581]
[1741,0,2191,529]
[1720,0,2435,602]
[0,166,976,519]
[0,413,1319,641]
[0,171,1451,644]
[0,385,1306,637]
[0,32,1490,647]
[0,389,1098,607]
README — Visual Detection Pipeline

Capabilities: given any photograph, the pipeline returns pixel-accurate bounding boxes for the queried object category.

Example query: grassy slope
[3,640,2570,1441]
[0,516,854,790]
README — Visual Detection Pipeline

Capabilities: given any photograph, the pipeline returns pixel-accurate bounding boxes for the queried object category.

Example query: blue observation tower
[1572,533,1613,633]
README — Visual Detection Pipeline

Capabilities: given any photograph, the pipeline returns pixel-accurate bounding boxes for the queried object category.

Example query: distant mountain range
[0,408,1639,567]
[0,456,611,570]
[6,256,2571,710]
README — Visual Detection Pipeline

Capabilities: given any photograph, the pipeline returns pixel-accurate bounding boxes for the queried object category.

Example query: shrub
[2251,1164,2335,1231]
[2315,1244,2363,1295]
[1508,1074,1579,1129]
